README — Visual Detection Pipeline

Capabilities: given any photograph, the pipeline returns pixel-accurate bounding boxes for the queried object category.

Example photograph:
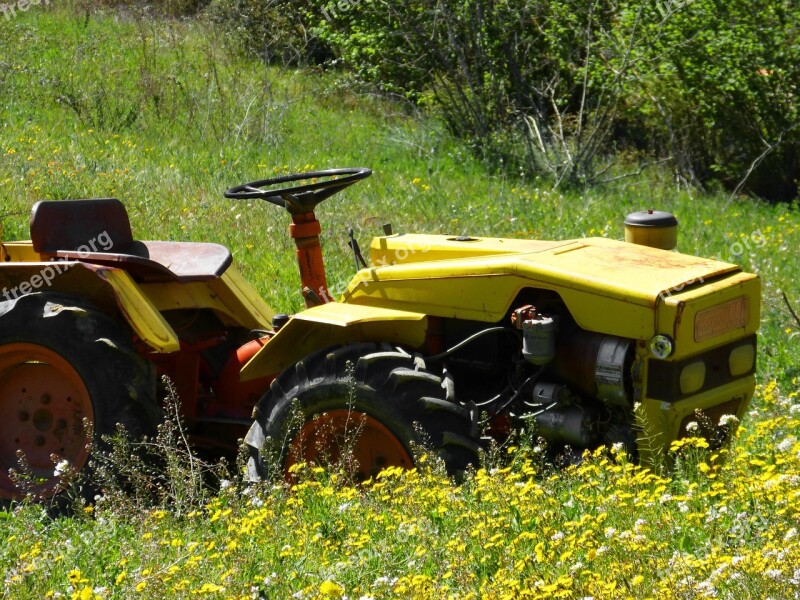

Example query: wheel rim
[0,343,93,500]
[286,409,413,482]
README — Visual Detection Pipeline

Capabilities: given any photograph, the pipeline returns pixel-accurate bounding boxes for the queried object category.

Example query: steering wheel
[224,167,372,215]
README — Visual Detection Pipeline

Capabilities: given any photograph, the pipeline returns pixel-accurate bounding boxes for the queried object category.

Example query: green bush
[206,0,331,65]
[628,0,800,201]
[74,0,212,17]
[306,0,622,184]
[302,0,800,200]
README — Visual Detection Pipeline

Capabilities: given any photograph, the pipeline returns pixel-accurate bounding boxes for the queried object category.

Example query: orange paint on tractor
[213,337,274,414]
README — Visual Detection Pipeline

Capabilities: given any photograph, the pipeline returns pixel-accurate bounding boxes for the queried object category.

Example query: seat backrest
[30,198,134,255]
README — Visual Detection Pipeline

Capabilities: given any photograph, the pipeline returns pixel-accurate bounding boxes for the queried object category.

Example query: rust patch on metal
[673,301,686,341]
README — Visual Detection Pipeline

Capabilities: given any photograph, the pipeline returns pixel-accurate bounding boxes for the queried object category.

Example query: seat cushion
[55,241,232,283]
[139,241,232,282]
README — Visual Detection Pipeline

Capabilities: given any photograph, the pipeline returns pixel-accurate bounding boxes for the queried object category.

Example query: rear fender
[240,302,428,381]
[0,261,179,352]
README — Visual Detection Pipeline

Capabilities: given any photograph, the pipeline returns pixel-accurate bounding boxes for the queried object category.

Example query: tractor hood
[347,234,743,340]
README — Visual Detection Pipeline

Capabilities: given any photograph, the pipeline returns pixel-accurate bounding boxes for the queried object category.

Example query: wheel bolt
[18,411,29,422]
[35,436,45,447]
[41,394,51,405]
[33,409,53,432]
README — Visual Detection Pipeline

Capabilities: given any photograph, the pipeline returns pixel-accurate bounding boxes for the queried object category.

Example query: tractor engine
[506,305,635,450]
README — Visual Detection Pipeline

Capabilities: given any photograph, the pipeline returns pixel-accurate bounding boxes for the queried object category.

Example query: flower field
[1,381,798,599]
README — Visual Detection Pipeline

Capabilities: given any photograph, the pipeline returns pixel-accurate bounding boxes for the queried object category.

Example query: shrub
[304,0,800,200]
[206,0,331,65]
[629,0,800,201]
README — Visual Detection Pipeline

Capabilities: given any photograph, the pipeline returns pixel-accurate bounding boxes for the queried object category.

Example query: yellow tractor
[0,168,759,501]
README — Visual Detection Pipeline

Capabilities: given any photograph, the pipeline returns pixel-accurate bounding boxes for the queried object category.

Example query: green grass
[1,5,800,599]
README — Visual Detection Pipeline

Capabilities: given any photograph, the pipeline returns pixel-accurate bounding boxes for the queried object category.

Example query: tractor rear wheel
[0,293,158,502]
[244,343,480,483]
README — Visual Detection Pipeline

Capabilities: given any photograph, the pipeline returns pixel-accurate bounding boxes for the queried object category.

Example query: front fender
[240,302,428,381]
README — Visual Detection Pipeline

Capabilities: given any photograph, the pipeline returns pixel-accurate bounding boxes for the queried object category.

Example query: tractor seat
[30,198,232,283]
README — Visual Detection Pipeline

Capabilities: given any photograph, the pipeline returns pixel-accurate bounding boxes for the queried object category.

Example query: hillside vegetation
[0,5,799,599]
[205,0,800,201]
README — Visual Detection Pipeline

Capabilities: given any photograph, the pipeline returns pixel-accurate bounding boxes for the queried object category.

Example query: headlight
[680,361,706,395]
[729,344,755,376]
[650,334,674,359]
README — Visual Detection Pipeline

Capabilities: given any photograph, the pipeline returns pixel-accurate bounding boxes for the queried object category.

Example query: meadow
[1,5,799,599]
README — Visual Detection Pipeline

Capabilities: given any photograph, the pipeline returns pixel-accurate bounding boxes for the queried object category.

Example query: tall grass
[0,7,799,599]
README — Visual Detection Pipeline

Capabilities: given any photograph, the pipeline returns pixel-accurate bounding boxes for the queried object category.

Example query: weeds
[89,377,231,518]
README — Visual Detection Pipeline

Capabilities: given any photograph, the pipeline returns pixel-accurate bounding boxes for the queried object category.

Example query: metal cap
[624,210,678,228]
[272,313,290,331]
[624,210,678,250]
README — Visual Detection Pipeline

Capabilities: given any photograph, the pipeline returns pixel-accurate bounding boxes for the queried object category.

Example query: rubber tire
[244,343,480,483]
[0,292,159,503]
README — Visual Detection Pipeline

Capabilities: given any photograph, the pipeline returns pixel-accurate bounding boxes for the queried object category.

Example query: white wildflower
[695,580,717,597]
[709,562,729,580]
[777,436,797,453]
[54,460,70,477]
[686,421,700,434]
[718,414,738,427]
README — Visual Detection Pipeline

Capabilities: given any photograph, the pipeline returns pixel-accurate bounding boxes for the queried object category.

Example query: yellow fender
[0,254,274,354]
[240,302,428,381]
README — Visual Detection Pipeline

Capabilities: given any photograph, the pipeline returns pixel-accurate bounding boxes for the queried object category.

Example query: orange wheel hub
[0,343,93,500]
[286,409,413,482]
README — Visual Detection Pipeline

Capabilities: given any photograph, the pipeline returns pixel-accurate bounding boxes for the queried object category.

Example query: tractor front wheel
[0,293,159,502]
[244,343,480,483]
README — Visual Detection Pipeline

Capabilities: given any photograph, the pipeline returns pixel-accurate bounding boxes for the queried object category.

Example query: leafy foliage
[282,0,800,200]
[205,0,331,65]
[629,0,800,200]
